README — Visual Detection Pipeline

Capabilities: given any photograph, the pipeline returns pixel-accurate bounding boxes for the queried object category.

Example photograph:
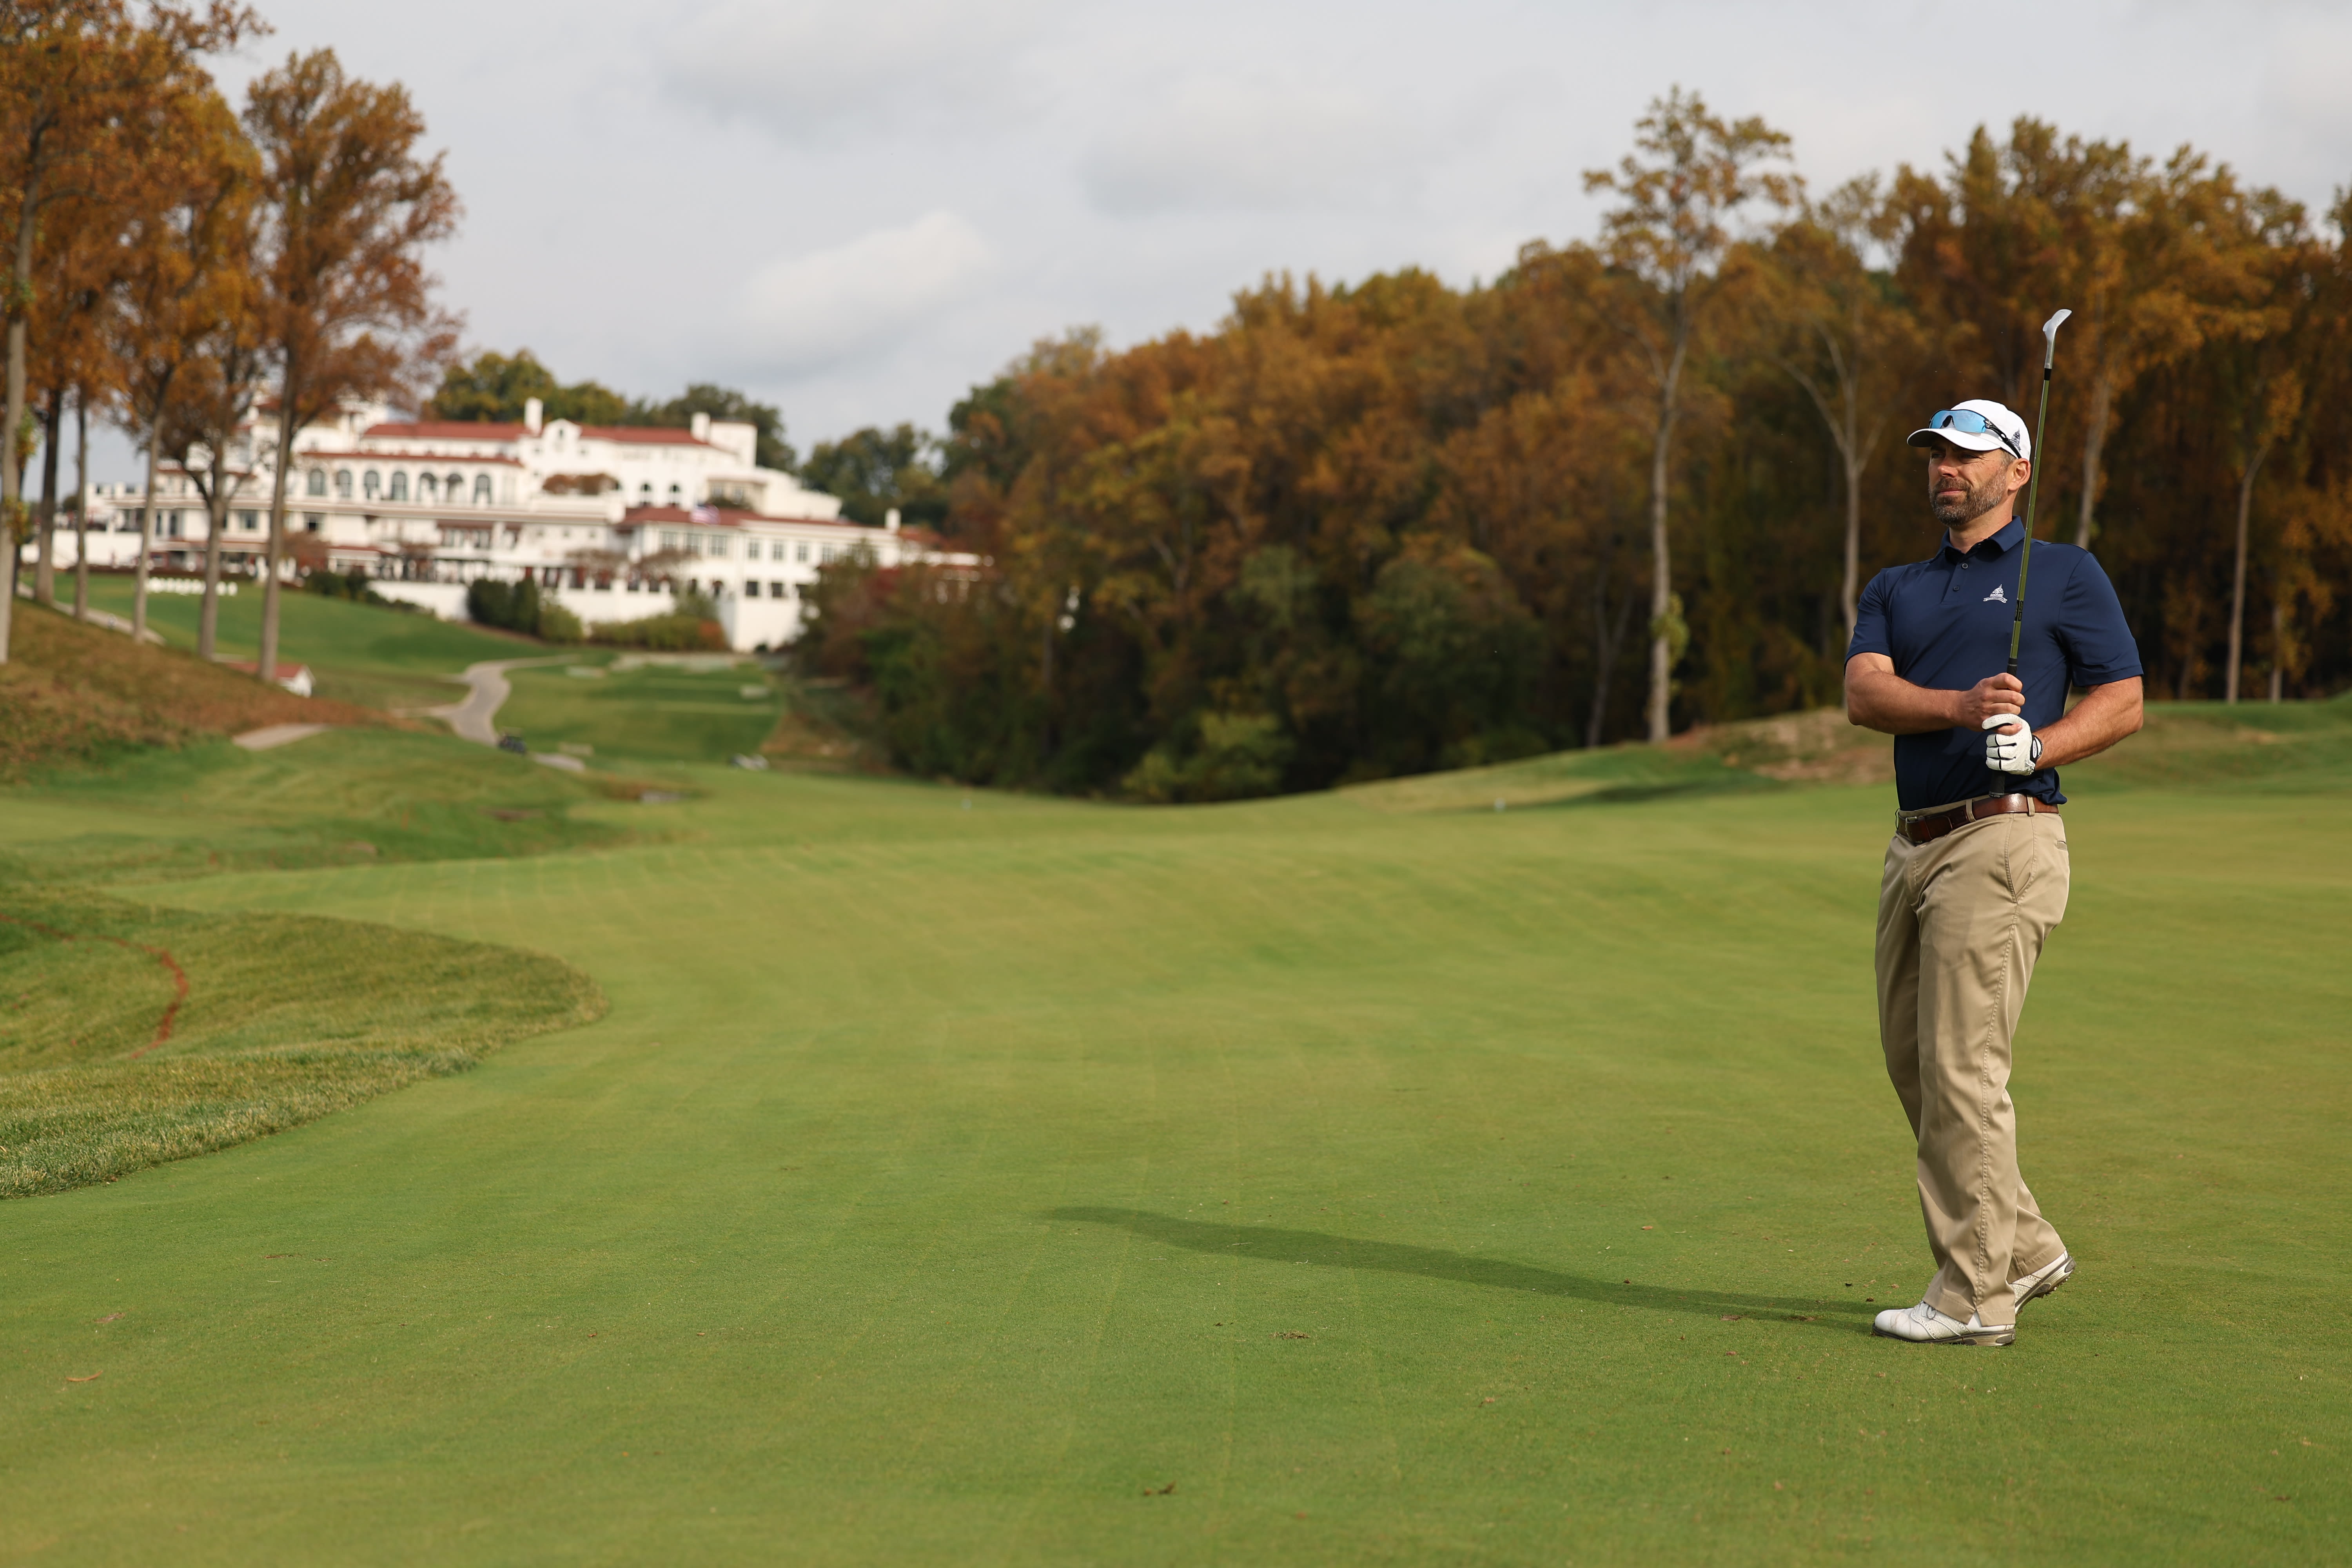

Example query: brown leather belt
[1896,792,2059,846]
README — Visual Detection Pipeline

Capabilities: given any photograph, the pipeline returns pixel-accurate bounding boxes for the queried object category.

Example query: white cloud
[740,212,996,374]
[1080,74,1437,216]
[660,0,1071,143]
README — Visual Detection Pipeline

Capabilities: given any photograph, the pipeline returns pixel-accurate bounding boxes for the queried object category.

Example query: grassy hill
[76,574,532,710]
[0,696,2344,1563]
[0,601,380,782]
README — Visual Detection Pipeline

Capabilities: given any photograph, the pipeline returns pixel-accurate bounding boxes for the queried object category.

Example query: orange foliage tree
[243,47,458,687]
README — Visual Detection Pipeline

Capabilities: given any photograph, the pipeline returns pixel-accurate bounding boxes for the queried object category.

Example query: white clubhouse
[39,397,964,650]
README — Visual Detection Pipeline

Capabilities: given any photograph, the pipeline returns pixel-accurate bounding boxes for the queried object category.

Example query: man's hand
[1847,656,2026,737]
[1953,672,2025,728]
[1982,714,2040,775]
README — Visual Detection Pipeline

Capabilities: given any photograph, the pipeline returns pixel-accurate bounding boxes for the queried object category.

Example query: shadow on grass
[1049,1206,1873,1329]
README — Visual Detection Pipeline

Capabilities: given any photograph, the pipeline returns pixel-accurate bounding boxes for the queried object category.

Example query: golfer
[1844,398,2144,1347]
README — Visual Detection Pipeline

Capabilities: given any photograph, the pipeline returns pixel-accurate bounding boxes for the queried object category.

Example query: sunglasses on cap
[1923,409,2023,459]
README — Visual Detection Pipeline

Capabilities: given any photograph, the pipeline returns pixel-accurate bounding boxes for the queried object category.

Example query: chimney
[690,411,711,443]
[523,397,543,434]
[885,507,902,533]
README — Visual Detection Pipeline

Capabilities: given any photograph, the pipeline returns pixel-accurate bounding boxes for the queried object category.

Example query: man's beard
[1930,466,2011,526]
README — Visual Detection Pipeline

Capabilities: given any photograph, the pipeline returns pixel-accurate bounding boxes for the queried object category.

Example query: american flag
[689,504,720,523]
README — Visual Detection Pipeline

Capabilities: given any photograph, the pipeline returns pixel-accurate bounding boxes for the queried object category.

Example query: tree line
[800,92,2352,798]
[1,0,456,681]
[423,348,797,473]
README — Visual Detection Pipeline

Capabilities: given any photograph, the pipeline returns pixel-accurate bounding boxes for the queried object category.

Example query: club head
[2042,309,2073,366]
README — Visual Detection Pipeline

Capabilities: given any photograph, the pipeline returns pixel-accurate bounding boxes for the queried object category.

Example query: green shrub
[586,612,726,651]
[306,568,386,604]
[466,578,584,642]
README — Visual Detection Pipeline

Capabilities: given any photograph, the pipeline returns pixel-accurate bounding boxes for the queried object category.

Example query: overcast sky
[83,0,2352,482]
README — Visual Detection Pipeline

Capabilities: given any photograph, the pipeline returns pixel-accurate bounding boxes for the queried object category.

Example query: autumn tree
[153,100,263,659]
[244,48,458,688]
[1585,88,1796,740]
[2209,195,2312,702]
[0,0,254,660]
[1758,174,1924,640]
[106,80,252,641]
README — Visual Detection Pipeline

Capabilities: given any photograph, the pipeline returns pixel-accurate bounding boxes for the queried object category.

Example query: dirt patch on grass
[1669,707,1894,786]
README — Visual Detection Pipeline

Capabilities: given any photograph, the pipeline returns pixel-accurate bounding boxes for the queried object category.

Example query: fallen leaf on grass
[65,1372,102,1383]
[1481,1397,1497,1405]
[1720,1314,1742,1321]
[94,1312,124,1324]
[1274,1331,1310,1340]
[1641,1225,1654,1231]
[1141,1482,1177,1495]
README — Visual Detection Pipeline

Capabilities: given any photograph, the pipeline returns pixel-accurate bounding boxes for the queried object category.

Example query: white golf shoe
[2013,1250,2076,1310]
[1871,1299,2014,1347]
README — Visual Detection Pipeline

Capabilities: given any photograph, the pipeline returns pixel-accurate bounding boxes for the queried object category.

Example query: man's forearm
[2033,678,2144,769]
[1846,668,1960,735]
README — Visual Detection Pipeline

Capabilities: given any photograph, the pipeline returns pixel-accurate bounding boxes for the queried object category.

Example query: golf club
[1987,307,2072,789]
[2007,308,2072,678]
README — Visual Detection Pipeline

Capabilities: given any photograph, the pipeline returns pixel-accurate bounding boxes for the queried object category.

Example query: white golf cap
[1908,398,2030,461]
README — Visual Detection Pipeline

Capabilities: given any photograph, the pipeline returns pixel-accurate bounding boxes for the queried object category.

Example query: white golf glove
[1982,714,2042,775]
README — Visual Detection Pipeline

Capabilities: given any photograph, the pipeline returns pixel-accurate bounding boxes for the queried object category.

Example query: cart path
[425,657,573,745]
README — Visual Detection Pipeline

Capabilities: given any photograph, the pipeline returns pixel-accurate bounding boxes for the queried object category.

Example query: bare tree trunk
[34,387,59,604]
[0,176,40,665]
[1645,342,1684,744]
[2224,445,2265,704]
[0,310,24,666]
[2074,371,2113,549]
[1840,450,1862,644]
[134,412,162,641]
[72,394,89,621]
[258,370,298,686]
[198,450,230,659]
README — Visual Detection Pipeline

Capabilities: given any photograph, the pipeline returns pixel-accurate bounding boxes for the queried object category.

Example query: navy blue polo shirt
[1848,517,2142,811]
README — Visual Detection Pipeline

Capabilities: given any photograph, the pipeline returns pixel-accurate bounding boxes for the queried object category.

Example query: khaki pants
[1876,806,2071,1325]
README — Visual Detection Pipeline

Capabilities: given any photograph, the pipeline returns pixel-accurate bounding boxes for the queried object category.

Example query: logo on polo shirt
[1984,585,2008,603]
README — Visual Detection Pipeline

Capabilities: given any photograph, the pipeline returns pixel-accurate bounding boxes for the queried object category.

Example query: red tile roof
[577,426,719,448]
[306,448,524,467]
[363,421,528,441]
[361,421,721,450]
[621,505,866,530]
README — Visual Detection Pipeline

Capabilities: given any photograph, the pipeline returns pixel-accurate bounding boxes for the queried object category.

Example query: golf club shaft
[1991,310,2070,793]
[2006,312,2070,676]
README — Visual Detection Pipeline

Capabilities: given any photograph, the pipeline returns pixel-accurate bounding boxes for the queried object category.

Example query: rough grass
[0,879,603,1197]
[0,602,379,781]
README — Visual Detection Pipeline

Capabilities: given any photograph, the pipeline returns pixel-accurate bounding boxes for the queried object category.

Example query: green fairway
[77,575,528,710]
[1,715,2345,1563]
[494,655,780,763]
